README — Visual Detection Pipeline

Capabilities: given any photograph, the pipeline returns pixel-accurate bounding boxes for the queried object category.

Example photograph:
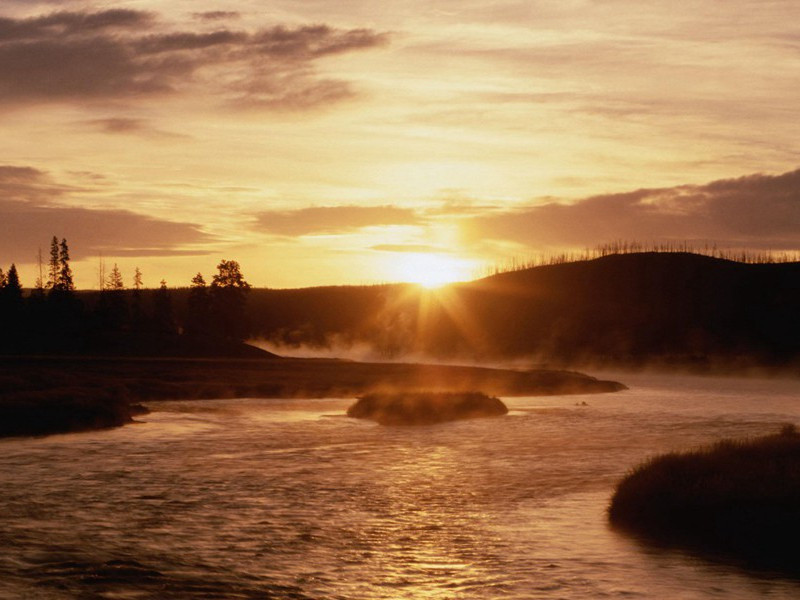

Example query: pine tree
[57,238,74,291]
[47,236,59,290]
[153,279,176,335]
[0,267,6,289]
[4,264,22,299]
[130,268,145,335]
[133,267,143,291]
[107,264,124,290]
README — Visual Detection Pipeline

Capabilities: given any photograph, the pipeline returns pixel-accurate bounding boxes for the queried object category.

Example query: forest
[0,237,260,357]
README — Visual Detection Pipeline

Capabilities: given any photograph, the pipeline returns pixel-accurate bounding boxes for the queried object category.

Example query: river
[2,372,800,599]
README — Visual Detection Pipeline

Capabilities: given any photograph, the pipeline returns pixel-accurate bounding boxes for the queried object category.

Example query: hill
[246,252,800,369]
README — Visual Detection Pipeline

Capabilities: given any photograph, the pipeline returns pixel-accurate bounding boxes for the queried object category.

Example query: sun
[388,252,475,288]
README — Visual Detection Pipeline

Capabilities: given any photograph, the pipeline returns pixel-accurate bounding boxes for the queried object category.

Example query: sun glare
[389,252,475,288]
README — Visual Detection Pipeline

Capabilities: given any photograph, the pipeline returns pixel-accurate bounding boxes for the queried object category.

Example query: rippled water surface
[3,373,800,599]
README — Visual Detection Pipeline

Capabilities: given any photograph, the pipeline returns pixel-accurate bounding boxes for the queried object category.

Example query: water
[2,373,800,599]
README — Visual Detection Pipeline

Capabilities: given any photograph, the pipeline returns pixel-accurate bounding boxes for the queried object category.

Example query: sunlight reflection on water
[2,375,800,598]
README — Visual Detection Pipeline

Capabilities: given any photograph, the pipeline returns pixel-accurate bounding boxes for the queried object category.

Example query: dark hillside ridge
[245,253,800,368]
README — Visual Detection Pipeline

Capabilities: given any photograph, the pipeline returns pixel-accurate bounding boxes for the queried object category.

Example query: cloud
[255,205,421,236]
[0,165,212,261]
[0,9,388,108]
[82,117,187,139]
[192,11,241,22]
[463,168,800,250]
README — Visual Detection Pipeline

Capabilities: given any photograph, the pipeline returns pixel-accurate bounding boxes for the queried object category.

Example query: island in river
[0,355,625,437]
[347,391,509,426]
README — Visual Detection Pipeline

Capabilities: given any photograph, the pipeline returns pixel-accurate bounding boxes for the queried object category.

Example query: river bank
[0,355,624,437]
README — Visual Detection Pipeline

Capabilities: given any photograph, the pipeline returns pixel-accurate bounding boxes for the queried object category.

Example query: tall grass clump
[609,425,800,569]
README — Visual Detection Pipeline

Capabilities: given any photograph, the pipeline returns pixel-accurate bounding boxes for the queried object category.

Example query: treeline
[0,237,259,357]
[484,241,800,277]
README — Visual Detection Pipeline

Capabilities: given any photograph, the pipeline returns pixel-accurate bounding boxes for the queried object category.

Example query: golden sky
[1,1,799,288]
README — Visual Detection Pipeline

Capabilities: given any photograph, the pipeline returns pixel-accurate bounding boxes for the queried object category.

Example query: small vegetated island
[347,391,508,426]
[609,425,800,573]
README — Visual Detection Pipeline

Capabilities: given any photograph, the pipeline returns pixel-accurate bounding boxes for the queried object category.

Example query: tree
[0,267,6,289]
[152,279,176,335]
[107,264,124,291]
[210,260,251,341]
[185,272,210,337]
[3,264,22,300]
[34,247,45,296]
[57,238,74,291]
[133,267,143,291]
[0,264,23,351]
[212,260,251,290]
[130,267,145,334]
[47,236,59,289]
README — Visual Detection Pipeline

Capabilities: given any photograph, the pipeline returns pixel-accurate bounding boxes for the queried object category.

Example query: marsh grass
[609,425,800,570]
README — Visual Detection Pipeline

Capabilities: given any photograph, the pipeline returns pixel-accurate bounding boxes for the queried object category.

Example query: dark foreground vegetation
[0,391,148,438]
[0,356,623,438]
[609,426,800,573]
[347,391,508,425]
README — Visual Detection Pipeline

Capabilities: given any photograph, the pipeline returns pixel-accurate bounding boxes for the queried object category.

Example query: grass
[609,425,800,571]
[0,388,148,438]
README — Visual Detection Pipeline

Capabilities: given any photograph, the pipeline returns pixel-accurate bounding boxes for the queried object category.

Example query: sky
[1,0,799,289]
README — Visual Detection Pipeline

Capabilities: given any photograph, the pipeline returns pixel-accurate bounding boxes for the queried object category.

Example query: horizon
[1,1,799,288]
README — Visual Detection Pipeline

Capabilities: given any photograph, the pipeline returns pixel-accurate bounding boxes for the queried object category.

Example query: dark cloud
[0,9,153,41]
[0,165,74,202]
[192,11,241,21]
[82,117,187,138]
[255,205,421,236]
[0,165,212,262]
[463,168,800,250]
[0,9,388,108]
[85,117,147,133]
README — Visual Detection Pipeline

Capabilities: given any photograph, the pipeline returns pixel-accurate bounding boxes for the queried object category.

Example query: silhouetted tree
[4,264,22,300]
[130,267,145,335]
[57,238,74,291]
[152,279,176,335]
[133,267,143,291]
[185,272,210,337]
[0,267,5,289]
[47,236,59,290]
[0,264,23,351]
[95,263,127,335]
[210,260,251,341]
[107,264,124,291]
[33,247,45,297]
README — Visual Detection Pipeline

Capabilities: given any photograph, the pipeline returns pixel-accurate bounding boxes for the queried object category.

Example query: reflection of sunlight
[388,252,476,288]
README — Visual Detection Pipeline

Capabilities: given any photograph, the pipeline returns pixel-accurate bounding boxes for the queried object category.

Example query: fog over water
[2,373,800,599]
